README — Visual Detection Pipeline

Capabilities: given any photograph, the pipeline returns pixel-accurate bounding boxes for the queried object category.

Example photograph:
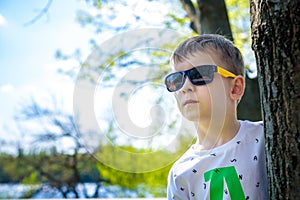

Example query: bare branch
[24,0,53,26]
[179,0,201,33]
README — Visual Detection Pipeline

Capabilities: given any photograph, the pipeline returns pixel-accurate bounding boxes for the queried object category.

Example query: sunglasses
[165,65,237,92]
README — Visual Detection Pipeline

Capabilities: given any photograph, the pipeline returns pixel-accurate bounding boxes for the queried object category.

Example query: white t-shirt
[167,120,268,200]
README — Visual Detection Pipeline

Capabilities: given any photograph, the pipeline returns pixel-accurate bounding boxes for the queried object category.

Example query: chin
[182,110,213,123]
[182,113,201,122]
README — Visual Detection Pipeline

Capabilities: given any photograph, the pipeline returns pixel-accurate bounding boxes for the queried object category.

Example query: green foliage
[0,154,15,183]
[97,157,171,197]
[0,153,36,183]
[166,13,190,27]
[0,149,172,197]
[21,172,40,185]
[0,134,194,196]
[93,134,195,197]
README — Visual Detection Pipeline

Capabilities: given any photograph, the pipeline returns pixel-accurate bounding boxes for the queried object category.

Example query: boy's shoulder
[238,120,265,145]
[241,120,263,126]
[239,120,264,133]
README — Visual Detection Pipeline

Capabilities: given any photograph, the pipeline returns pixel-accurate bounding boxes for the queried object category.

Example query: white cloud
[0,14,7,26]
[0,84,14,93]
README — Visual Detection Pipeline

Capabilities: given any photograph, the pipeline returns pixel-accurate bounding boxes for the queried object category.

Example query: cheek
[207,78,230,112]
[174,93,182,110]
[194,86,211,104]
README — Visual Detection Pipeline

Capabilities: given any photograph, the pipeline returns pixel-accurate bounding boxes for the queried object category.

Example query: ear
[230,76,245,101]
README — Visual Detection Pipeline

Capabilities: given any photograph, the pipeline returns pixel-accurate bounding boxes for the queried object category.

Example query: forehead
[172,51,220,72]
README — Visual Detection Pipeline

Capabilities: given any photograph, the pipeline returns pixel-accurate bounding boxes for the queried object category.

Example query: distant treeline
[0,152,100,183]
[0,146,174,198]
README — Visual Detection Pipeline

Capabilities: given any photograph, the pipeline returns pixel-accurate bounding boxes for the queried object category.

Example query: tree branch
[24,0,53,26]
[179,0,201,33]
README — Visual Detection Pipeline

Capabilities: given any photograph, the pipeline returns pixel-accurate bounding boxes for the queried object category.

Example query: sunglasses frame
[165,65,237,92]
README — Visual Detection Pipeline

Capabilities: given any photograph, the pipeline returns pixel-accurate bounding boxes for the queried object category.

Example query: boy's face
[173,52,233,123]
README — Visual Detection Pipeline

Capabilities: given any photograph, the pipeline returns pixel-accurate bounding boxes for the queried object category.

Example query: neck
[193,116,240,150]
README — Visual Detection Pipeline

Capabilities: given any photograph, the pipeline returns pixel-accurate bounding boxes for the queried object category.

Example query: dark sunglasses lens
[189,66,214,85]
[165,73,184,92]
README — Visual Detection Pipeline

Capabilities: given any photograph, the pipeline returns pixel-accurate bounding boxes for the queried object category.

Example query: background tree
[10,94,178,197]
[15,98,106,198]
[178,0,262,120]
[250,0,300,199]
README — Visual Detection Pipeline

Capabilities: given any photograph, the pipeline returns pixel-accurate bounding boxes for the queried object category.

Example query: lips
[183,99,198,106]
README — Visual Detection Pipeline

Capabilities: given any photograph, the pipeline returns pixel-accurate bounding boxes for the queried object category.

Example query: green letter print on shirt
[204,166,245,200]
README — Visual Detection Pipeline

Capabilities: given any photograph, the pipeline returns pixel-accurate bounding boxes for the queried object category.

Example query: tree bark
[250,0,300,199]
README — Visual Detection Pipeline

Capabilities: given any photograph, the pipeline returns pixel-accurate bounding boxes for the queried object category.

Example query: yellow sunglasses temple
[216,66,237,78]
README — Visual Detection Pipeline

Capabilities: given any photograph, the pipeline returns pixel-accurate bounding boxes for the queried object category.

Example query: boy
[165,34,268,199]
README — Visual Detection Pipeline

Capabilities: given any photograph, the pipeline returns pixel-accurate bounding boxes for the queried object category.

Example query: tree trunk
[180,0,233,40]
[250,0,300,199]
[180,0,262,121]
[197,0,233,41]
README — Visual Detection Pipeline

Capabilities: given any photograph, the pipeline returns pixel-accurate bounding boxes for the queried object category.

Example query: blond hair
[171,34,244,76]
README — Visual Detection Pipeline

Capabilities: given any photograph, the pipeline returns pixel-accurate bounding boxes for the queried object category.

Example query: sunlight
[0,14,7,26]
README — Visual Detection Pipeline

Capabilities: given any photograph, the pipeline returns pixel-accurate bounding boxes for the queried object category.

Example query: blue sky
[0,0,96,151]
[0,0,90,84]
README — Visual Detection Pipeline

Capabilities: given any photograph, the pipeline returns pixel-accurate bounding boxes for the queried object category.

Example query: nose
[179,75,195,93]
